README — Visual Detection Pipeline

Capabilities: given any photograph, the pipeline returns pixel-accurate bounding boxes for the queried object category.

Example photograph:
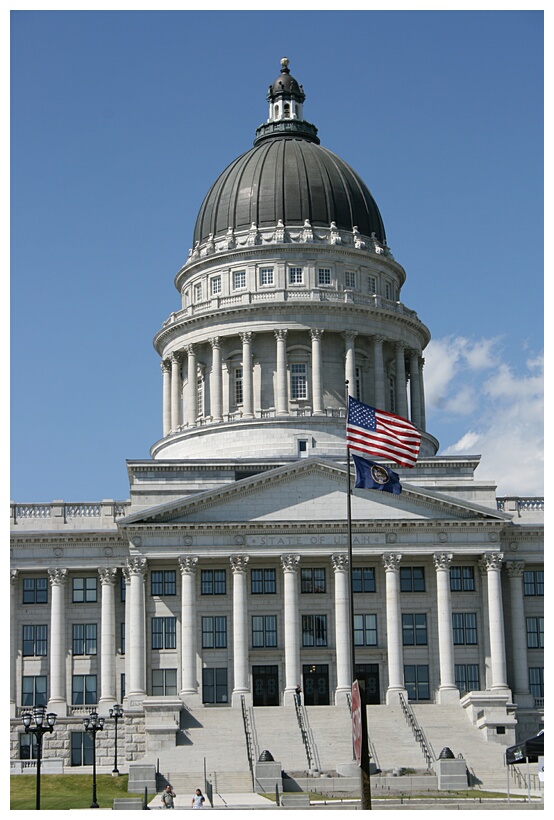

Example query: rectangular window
[252,615,277,648]
[152,617,177,650]
[318,268,331,286]
[72,623,97,655]
[352,567,376,593]
[302,614,327,647]
[402,613,428,645]
[345,271,356,289]
[260,267,274,286]
[450,566,475,592]
[120,673,125,702]
[389,375,396,413]
[121,622,125,655]
[526,617,544,648]
[194,282,202,302]
[524,571,544,596]
[291,363,308,400]
[71,731,94,766]
[234,367,243,406]
[20,732,39,760]
[452,613,477,645]
[23,577,48,604]
[353,614,377,646]
[22,625,48,657]
[151,570,176,596]
[234,270,246,290]
[400,567,425,592]
[404,665,430,700]
[201,569,226,595]
[355,366,362,402]
[22,675,47,708]
[202,668,228,704]
[202,616,227,649]
[289,266,303,285]
[72,675,97,705]
[152,669,177,696]
[301,568,326,594]
[529,667,544,698]
[121,574,126,602]
[210,276,222,295]
[72,577,97,603]
[251,569,276,595]
[455,664,480,695]
[385,282,392,300]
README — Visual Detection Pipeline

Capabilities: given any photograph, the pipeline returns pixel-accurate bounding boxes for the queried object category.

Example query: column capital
[505,560,526,578]
[310,328,324,341]
[11,569,19,585]
[126,557,148,577]
[170,351,182,364]
[331,553,349,572]
[433,552,453,571]
[48,568,68,586]
[479,552,504,572]
[274,328,288,341]
[186,344,197,356]
[382,553,402,572]
[230,555,250,573]
[98,567,118,586]
[372,334,386,345]
[395,340,407,352]
[209,336,221,350]
[408,347,421,360]
[342,330,357,342]
[161,358,171,374]
[281,554,300,572]
[122,565,131,585]
[179,555,198,575]
[240,332,253,344]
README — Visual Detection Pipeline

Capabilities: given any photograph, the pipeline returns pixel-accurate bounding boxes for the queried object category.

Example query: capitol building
[10,60,543,787]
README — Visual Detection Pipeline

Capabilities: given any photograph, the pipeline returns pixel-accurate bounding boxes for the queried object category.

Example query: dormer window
[283,102,291,118]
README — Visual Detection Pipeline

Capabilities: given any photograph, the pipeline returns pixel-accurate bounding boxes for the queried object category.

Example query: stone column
[231,555,250,705]
[343,331,357,397]
[210,337,223,422]
[126,558,148,703]
[382,554,407,703]
[372,335,386,409]
[332,554,352,703]
[482,553,510,692]
[433,553,458,703]
[10,570,18,717]
[275,330,289,415]
[419,356,426,432]
[240,332,254,418]
[408,350,422,428]
[394,342,409,419]
[48,568,68,714]
[161,359,172,436]
[310,329,324,414]
[179,556,199,702]
[505,561,533,706]
[281,554,301,705]
[122,566,131,703]
[170,352,182,431]
[98,567,118,711]
[186,345,198,426]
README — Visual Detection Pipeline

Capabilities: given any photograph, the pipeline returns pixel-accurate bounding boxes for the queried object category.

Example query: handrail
[398,692,435,769]
[240,696,256,790]
[294,699,320,771]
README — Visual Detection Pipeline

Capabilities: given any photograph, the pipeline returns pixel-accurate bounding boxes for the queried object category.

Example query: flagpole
[345,383,356,685]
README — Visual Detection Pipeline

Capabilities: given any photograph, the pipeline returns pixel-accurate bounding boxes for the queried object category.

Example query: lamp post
[109,704,124,776]
[83,710,104,808]
[22,706,57,810]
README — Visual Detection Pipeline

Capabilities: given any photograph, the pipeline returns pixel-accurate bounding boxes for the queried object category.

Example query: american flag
[346,396,421,467]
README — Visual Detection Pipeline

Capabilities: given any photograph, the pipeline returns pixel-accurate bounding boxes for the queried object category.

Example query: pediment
[119,458,509,528]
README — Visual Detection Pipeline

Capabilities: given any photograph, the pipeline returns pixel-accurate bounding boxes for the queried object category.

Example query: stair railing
[294,698,321,771]
[398,692,435,769]
[240,695,256,790]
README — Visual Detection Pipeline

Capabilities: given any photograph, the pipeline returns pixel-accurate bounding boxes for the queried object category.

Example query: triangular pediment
[119,458,509,528]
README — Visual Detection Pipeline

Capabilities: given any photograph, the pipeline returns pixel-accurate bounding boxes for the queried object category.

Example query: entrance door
[354,663,380,705]
[253,665,279,706]
[303,664,330,705]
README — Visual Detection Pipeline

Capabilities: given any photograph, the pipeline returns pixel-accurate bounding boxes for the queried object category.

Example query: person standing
[161,785,176,809]
[191,788,205,809]
[295,684,302,706]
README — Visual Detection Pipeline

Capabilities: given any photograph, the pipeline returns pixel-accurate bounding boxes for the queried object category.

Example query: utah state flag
[352,454,402,495]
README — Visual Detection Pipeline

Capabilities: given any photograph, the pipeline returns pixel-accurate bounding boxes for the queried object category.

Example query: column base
[385,687,408,706]
[98,697,118,716]
[334,687,351,706]
[47,698,68,717]
[437,686,460,705]
[124,692,147,710]
[283,688,299,707]
[231,690,251,707]
[179,690,203,708]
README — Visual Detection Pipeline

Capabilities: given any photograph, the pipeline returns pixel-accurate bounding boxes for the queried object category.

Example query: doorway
[302,664,330,705]
[354,663,380,704]
[252,665,279,706]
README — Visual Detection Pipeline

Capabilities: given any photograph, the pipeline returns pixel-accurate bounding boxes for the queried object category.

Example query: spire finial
[280,57,290,73]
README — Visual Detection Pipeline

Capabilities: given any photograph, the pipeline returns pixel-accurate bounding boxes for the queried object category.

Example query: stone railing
[11,500,130,526]
[496,497,544,515]
[169,405,347,435]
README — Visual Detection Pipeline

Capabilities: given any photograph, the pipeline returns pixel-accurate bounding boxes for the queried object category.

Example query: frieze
[246,533,386,547]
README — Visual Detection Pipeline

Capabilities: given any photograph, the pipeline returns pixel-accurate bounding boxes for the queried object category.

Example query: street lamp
[108,704,124,776]
[21,706,57,810]
[83,710,104,808]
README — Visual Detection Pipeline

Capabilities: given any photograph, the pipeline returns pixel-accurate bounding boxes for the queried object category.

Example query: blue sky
[9,7,544,501]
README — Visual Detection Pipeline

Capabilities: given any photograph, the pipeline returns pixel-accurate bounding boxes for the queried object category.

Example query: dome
[192,61,386,247]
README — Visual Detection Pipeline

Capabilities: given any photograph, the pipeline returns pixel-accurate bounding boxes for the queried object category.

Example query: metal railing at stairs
[398,692,435,770]
[294,698,321,771]
[240,696,257,790]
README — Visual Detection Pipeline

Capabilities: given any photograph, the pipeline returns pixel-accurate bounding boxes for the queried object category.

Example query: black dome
[193,136,386,246]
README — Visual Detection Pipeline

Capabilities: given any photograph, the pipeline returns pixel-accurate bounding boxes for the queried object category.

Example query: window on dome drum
[152,617,177,650]
[404,665,430,700]
[345,271,356,289]
[120,622,125,654]
[529,667,544,698]
[72,577,97,603]
[202,668,228,704]
[291,363,308,400]
[251,568,276,594]
[260,267,274,286]
[289,266,303,285]
[354,614,377,646]
[20,732,39,760]
[450,566,475,592]
[234,367,243,406]
[72,623,97,655]
[302,614,327,646]
[22,675,47,708]
[152,669,177,696]
[151,570,176,596]
[402,614,428,645]
[318,268,332,286]
[355,367,363,402]
[201,569,226,595]
[524,571,543,596]
[301,568,326,593]
[233,270,246,290]
[72,675,97,705]
[389,375,396,413]
[23,577,48,604]
[400,567,425,592]
[352,567,376,593]
[194,282,202,302]
[202,616,227,649]
[71,732,94,766]
[526,617,544,648]
[385,282,392,300]
[252,615,277,648]
[22,624,48,656]
[121,574,126,602]
[452,613,477,645]
[197,376,204,417]
[210,276,222,296]
[455,664,480,695]
[368,275,377,294]
[298,439,308,457]
[120,673,125,702]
